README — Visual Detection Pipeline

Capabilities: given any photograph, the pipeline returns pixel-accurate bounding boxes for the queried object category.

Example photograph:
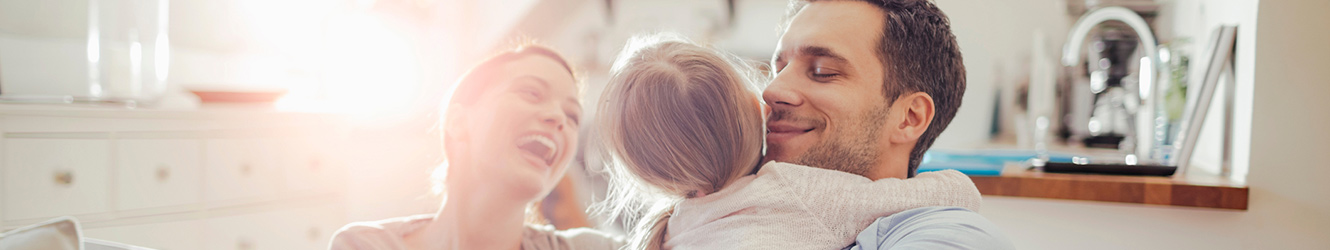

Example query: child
[595,34,981,250]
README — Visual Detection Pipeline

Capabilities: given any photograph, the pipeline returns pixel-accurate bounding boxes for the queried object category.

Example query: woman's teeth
[517,135,557,164]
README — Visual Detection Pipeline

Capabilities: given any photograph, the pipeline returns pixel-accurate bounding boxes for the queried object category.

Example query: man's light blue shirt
[845,207,1015,250]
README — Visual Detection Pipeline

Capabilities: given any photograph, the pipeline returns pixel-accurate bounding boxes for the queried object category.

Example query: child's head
[598,35,764,201]
[596,33,764,250]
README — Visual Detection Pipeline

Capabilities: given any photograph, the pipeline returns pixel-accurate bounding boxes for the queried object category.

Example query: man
[764,0,1014,248]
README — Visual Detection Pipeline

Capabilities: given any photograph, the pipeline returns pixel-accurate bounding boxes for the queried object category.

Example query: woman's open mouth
[516,134,558,168]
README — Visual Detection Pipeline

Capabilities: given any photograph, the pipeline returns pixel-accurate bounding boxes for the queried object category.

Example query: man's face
[764,1,895,178]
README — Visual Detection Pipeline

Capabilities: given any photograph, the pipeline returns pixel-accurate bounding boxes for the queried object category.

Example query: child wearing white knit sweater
[595,35,981,250]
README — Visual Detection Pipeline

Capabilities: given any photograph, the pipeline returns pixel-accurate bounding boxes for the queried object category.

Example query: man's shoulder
[847,207,1015,250]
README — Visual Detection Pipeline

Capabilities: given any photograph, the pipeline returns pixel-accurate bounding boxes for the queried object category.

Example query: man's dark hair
[787,0,966,177]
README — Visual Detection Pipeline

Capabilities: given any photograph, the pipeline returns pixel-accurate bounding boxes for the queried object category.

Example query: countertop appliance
[1061,6,1161,156]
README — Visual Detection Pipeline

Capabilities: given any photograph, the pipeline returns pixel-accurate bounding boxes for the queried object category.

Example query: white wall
[0,0,90,95]
[1243,0,1330,245]
[929,0,1071,149]
[979,0,1330,249]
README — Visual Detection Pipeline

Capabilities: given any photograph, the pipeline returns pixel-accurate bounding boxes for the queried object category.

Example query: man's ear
[891,92,935,143]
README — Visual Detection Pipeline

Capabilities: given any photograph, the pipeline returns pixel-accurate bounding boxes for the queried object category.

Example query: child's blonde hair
[595,34,765,250]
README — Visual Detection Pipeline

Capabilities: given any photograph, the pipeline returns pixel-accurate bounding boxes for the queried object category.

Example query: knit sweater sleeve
[759,162,983,246]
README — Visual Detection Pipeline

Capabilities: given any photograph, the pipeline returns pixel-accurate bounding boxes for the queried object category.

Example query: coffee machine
[1060,6,1162,158]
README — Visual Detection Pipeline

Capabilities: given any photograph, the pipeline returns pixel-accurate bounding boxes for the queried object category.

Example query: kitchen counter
[971,165,1248,210]
[0,102,342,120]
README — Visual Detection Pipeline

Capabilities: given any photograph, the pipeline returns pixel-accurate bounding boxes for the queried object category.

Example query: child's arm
[758,162,982,240]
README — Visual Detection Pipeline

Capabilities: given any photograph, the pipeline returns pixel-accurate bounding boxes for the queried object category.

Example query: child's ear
[890,92,935,143]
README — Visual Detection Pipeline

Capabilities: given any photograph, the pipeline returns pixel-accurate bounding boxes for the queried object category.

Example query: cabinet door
[204,139,281,204]
[3,139,110,220]
[116,139,204,210]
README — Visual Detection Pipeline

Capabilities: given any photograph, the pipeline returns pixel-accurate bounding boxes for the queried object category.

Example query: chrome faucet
[1061,6,1164,159]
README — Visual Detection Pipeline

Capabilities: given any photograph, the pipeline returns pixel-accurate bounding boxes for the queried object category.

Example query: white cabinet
[3,139,111,220]
[0,106,353,248]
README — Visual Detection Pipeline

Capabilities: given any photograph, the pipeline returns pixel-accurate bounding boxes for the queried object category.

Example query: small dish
[184,84,288,103]
[188,90,288,103]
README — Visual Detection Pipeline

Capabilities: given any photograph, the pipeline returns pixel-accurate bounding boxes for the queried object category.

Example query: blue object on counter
[918,161,1005,176]
[917,149,1077,176]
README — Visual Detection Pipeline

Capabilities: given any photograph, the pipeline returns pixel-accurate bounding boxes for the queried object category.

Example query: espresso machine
[1038,6,1182,176]
[1060,6,1161,157]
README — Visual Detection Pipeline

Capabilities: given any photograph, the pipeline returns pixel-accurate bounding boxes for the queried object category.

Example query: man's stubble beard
[772,103,891,177]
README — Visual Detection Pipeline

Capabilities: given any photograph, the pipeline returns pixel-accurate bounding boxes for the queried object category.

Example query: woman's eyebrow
[514,75,550,90]
[517,75,580,110]
[566,95,582,109]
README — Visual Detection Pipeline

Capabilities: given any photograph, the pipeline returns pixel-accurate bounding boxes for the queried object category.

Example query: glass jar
[87,0,169,105]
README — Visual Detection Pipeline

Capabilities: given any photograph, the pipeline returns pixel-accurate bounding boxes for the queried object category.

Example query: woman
[331,44,623,250]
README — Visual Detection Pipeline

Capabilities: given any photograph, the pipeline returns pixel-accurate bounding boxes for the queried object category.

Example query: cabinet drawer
[203,212,273,250]
[278,138,344,193]
[116,139,204,210]
[3,139,111,220]
[203,205,346,250]
[204,139,281,203]
[268,205,347,249]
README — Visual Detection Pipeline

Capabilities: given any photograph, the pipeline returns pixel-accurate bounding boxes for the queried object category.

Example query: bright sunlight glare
[233,0,423,121]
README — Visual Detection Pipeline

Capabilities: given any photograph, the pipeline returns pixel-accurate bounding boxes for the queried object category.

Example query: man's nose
[763,73,804,108]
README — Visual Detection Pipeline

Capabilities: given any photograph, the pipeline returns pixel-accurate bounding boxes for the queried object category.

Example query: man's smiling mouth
[767,122,814,143]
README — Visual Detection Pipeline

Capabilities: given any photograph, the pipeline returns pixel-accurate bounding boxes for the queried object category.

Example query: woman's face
[456,55,581,203]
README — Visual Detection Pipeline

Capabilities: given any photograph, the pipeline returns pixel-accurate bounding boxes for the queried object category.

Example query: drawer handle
[236,237,255,250]
[155,164,171,182]
[308,158,321,171]
[307,226,321,241]
[53,170,74,186]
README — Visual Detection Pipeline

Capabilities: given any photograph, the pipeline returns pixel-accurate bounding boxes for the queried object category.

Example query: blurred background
[1,0,1329,249]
